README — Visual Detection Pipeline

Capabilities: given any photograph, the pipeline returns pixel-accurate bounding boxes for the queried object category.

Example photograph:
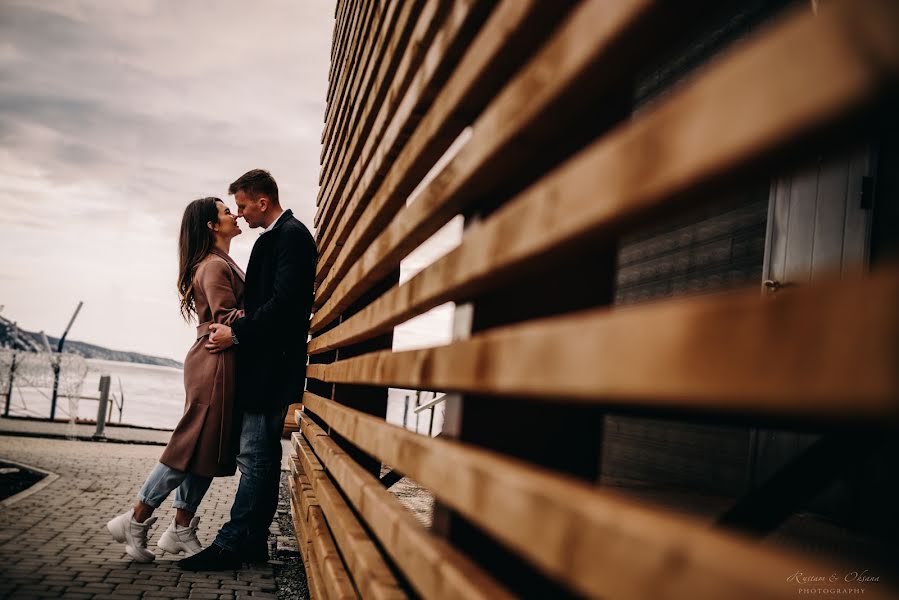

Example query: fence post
[94,375,111,439]
[3,351,15,417]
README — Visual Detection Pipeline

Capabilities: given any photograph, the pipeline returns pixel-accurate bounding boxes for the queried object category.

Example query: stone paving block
[0,436,280,599]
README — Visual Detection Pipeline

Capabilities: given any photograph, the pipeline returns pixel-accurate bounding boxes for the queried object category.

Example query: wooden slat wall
[292,1,899,598]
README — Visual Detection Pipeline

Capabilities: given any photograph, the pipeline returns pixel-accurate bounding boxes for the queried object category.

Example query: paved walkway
[0,435,278,599]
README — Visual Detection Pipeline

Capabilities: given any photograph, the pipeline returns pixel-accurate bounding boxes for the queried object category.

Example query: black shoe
[241,537,269,565]
[178,543,241,571]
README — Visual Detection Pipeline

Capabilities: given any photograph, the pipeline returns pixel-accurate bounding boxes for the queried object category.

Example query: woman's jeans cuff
[172,499,200,513]
[136,493,162,509]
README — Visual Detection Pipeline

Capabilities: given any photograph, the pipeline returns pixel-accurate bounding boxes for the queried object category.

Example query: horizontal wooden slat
[316,0,491,245]
[310,505,360,600]
[326,0,362,111]
[310,0,899,339]
[314,0,567,274]
[309,267,899,420]
[290,455,320,523]
[329,0,347,63]
[288,476,309,552]
[294,432,325,477]
[307,541,327,600]
[310,0,692,325]
[320,0,395,171]
[289,492,322,600]
[303,392,898,600]
[316,0,439,231]
[296,411,514,600]
[289,474,327,600]
[296,432,407,600]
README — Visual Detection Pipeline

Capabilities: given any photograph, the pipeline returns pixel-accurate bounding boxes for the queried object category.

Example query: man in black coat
[181,169,316,570]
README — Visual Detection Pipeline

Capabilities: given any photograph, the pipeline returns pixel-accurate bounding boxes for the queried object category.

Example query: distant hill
[0,315,182,369]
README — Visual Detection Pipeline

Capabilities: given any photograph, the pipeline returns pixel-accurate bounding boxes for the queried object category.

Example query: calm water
[6,358,186,429]
[5,357,444,433]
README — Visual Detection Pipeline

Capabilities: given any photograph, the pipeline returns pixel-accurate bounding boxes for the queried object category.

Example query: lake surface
[5,357,444,434]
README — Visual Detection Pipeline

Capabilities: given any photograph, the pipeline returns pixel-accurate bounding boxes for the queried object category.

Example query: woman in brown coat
[106,197,244,562]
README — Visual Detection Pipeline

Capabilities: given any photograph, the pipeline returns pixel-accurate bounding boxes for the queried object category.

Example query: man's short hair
[228,169,279,205]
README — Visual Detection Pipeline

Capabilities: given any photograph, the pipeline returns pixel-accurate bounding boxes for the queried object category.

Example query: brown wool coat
[159,249,245,478]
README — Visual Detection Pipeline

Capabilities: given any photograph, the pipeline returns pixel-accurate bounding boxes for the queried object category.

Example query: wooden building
[288,1,899,598]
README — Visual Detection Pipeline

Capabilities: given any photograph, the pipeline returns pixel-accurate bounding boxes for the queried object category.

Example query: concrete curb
[0,430,166,446]
[0,458,60,509]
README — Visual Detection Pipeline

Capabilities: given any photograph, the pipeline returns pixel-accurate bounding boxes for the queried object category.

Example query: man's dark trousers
[213,407,287,552]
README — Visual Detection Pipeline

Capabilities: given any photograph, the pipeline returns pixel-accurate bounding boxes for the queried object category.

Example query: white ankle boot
[106,509,157,562]
[157,516,202,556]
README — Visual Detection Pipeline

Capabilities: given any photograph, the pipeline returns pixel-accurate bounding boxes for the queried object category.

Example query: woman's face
[212,201,241,239]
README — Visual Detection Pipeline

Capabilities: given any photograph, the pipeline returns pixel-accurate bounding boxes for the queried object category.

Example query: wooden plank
[312,0,575,290]
[315,475,407,599]
[290,475,325,600]
[291,455,321,522]
[307,541,328,600]
[293,432,325,476]
[320,0,384,169]
[322,0,386,152]
[310,0,899,339]
[315,0,431,230]
[322,0,355,162]
[288,477,309,552]
[331,0,349,61]
[309,505,360,600]
[326,0,363,114]
[302,392,898,600]
[324,0,356,135]
[320,0,412,179]
[308,267,899,421]
[298,430,407,599]
[316,0,460,237]
[301,416,514,600]
[299,472,320,531]
[310,0,689,321]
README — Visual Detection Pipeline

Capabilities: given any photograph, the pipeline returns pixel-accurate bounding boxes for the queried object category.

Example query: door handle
[763,279,795,296]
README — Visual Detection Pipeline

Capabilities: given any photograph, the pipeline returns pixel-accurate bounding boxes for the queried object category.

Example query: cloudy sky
[0,1,337,361]
[0,0,460,362]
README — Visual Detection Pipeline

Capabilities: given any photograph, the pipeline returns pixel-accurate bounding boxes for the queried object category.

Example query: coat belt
[196,321,212,339]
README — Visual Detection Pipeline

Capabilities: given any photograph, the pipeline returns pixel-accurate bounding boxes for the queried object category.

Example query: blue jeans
[138,462,212,514]
[214,408,286,551]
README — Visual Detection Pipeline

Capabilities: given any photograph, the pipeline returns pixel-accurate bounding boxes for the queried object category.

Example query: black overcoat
[232,209,317,412]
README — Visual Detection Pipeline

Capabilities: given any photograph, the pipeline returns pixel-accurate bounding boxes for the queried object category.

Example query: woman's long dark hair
[178,197,222,322]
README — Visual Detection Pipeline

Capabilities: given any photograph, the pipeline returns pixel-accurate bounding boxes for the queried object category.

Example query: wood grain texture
[320,0,438,192]
[297,410,515,600]
[312,0,667,321]
[309,505,360,600]
[320,0,383,171]
[316,0,488,246]
[310,0,899,343]
[307,542,328,600]
[288,476,309,552]
[308,266,899,420]
[325,0,363,120]
[297,432,407,599]
[316,0,441,231]
[302,392,897,600]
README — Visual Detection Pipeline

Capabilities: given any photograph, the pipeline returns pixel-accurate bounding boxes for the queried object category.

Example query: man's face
[234,189,265,228]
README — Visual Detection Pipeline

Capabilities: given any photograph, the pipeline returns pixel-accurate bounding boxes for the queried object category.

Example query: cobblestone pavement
[0,435,278,599]
[0,417,172,445]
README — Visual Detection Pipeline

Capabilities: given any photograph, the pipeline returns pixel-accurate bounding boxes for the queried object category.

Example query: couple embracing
[106,169,316,571]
